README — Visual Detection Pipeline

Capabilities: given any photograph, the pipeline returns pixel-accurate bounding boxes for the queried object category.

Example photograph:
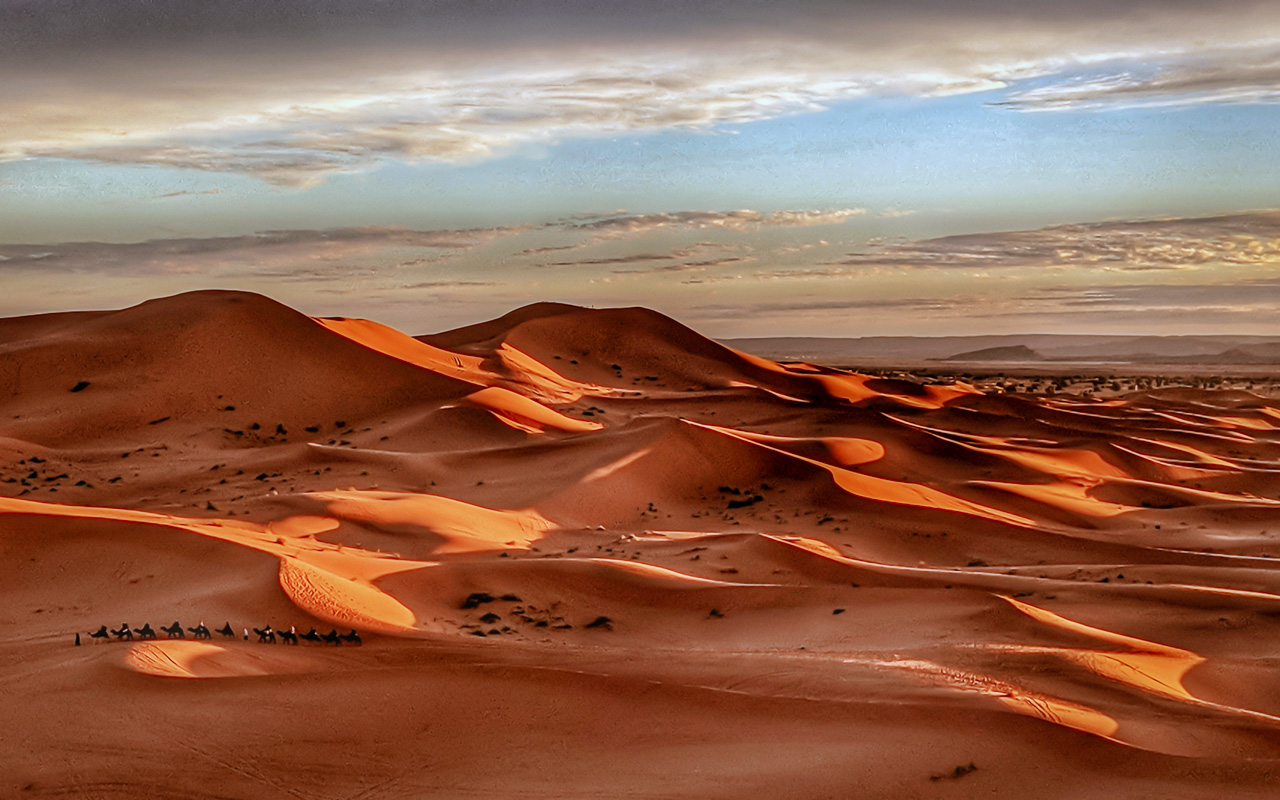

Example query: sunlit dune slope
[124,639,324,679]
[315,315,491,384]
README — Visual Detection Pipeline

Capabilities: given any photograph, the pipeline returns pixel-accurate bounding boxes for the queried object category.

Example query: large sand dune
[4,291,1280,797]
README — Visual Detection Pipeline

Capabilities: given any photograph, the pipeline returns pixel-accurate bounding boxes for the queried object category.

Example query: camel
[111,623,133,641]
[278,626,298,645]
[215,622,235,638]
[187,622,212,640]
[321,629,342,646]
[133,623,157,640]
[252,626,276,644]
[88,625,110,642]
[160,621,185,639]
[339,629,362,645]
[300,628,322,644]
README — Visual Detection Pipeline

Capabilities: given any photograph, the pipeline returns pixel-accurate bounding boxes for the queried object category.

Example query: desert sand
[4,290,1280,797]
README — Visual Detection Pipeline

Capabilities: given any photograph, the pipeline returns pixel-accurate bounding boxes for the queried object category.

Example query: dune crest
[690,420,1034,527]
[465,386,602,434]
[123,640,323,679]
[0,496,428,631]
[312,489,556,555]
[1001,595,1203,701]
[315,316,491,384]
[877,657,1122,741]
[278,558,419,633]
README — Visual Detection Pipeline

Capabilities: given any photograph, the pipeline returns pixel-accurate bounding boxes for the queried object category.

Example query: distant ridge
[724,334,1280,365]
[1140,343,1280,366]
[942,345,1044,362]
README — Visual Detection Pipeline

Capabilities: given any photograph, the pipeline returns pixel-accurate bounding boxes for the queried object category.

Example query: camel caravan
[81,621,361,646]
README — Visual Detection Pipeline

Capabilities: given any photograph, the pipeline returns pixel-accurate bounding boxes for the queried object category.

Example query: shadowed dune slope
[0,290,474,445]
[428,303,827,396]
[418,301,582,352]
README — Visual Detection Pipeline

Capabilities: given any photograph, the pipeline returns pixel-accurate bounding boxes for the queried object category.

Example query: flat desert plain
[4,291,1280,798]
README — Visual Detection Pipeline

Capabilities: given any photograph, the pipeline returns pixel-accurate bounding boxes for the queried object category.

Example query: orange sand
[464,386,603,434]
[5,291,1280,797]
[316,316,492,384]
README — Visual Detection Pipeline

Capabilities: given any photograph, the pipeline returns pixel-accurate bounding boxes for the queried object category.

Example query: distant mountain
[723,334,1280,366]
[1227,343,1280,363]
[1038,336,1267,359]
[943,345,1043,362]
[1137,343,1280,366]
[724,335,1115,362]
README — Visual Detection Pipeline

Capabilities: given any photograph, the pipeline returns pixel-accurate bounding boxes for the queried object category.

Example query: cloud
[6,2,1279,182]
[153,188,224,200]
[516,243,590,257]
[49,142,381,188]
[0,225,524,276]
[529,238,756,272]
[568,210,767,235]
[566,208,864,236]
[825,211,1280,272]
[996,50,1280,111]
[399,280,498,290]
[0,209,834,283]
[1,61,889,186]
[539,252,685,268]
[612,256,752,275]
[762,209,867,227]
[2,205,1276,336]
[1021,277,1280,312]
[690,295,977,319]
[685,276,1280,332]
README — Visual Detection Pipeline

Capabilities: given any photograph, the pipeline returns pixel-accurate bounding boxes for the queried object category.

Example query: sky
[2,0,1279,337]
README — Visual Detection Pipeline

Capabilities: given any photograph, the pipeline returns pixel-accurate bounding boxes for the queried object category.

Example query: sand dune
[0,290,473,446]
[433,304,806,392]
[5,291,1280,797]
